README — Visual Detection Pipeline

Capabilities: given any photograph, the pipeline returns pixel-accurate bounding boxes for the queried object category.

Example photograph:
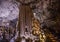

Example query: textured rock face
[31,0,60,41]
[0,0,60,32]
[0,0,59,29]
[16,0,40,4]
[43,0,60,31]
[33,0,60,28]
[0,0,60,42]
[0,0,19,20]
